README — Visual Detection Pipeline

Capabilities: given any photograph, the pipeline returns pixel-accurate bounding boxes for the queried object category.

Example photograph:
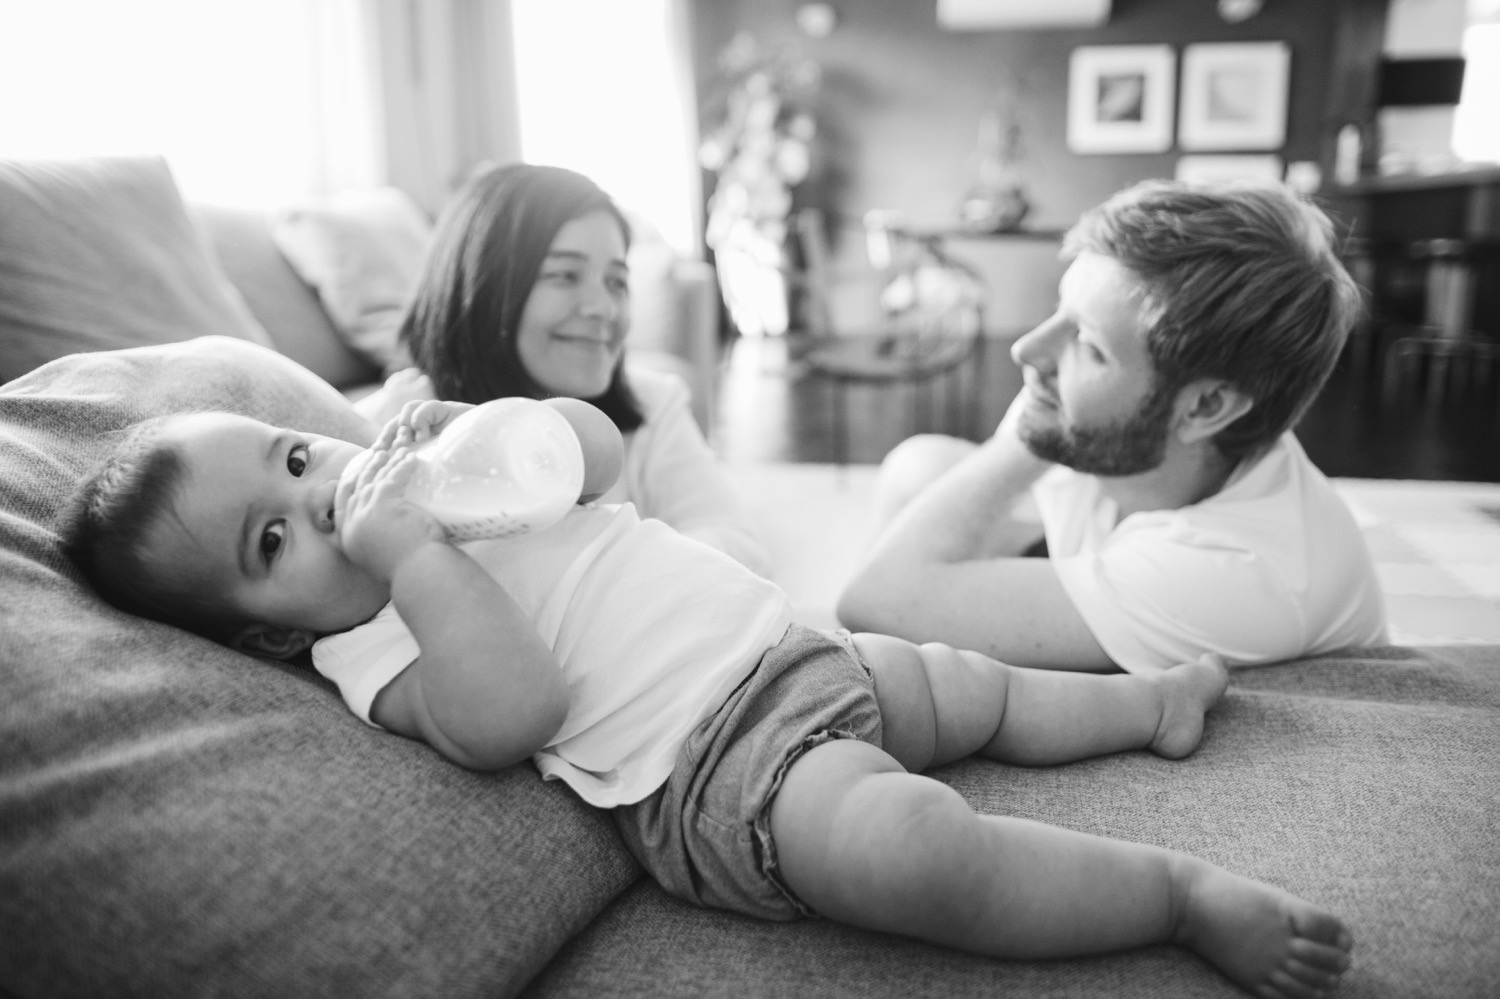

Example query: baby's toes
[1292,910,1352,952]
[1281,956,1344,991]
[1288,933,1353,971]
[1264,968,1335,999]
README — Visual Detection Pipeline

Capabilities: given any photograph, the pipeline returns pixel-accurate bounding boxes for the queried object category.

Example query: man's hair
[1063,179,1362,462]
[400,162,645,432]
[57,417,247,643]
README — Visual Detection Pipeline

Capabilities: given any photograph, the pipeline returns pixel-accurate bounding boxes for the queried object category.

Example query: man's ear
[1173,380,1254,444]
[230,623,317,661]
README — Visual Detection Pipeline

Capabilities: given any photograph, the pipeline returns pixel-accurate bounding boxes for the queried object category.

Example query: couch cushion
[0,337,640,998]
[271,187,431,376]
[527,644,1500,998]
[194,202,379,390]
[0,156,275,385]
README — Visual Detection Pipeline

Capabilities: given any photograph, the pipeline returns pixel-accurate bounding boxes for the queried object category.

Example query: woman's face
[515,210,631,399]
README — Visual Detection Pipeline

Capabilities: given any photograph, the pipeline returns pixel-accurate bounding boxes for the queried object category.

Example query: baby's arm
[338,406,568,770]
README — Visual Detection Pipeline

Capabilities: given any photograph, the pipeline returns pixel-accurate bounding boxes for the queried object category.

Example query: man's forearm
[868,423,1050,565]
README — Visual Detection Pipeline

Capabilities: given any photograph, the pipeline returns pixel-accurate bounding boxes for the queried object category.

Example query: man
[837,180,1388,672]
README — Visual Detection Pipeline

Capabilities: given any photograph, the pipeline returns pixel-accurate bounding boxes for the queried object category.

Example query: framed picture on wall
[1178,42,1291,151]
[1066,44,1176,154]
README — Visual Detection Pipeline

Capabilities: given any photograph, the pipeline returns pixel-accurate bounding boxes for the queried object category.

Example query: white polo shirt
[1035,434,1388,672]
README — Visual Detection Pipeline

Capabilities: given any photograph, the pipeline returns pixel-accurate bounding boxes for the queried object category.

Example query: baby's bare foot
[1172,858,1353,998]
[1148,654,1230,759]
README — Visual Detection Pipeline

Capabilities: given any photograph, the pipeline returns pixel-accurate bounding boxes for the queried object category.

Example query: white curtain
[0,0,382,208]
[510,0,704,254]
[0,0,704,228]
[366,0,524,217]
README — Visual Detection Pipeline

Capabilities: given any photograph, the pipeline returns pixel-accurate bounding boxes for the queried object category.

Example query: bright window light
[511,0,700,254]
[0,0,376,207]
[1453,23,1500,163]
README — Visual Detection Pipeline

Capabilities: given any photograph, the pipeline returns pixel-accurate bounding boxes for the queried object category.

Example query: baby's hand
[335,443,445,582]
[374,399,475,454]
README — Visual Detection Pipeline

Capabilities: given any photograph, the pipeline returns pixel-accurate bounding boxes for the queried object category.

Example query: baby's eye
[286,443,309,477]
[606,274,630,295]
[259,523,285,563]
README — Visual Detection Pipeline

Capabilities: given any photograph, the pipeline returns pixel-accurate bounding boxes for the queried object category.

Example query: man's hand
[836,395,1112,671]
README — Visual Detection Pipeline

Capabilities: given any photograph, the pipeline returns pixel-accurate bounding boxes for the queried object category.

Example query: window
[0,0,377,207]
[1452,11,1500,163]
[511,0,700,254]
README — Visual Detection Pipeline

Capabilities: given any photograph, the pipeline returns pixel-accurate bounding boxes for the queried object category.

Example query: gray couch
[3,157,1499,998]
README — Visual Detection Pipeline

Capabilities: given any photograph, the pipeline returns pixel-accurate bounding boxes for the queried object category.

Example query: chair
[1378,237,1500,406]
[788,209,988,463]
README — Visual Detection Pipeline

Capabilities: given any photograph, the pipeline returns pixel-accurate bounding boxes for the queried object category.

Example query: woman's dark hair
[400,163,644,431]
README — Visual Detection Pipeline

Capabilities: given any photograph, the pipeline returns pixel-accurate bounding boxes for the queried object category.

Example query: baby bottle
[346,397,620,542]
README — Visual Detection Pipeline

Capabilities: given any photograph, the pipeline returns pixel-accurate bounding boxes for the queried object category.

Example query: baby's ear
[231,623,317,661]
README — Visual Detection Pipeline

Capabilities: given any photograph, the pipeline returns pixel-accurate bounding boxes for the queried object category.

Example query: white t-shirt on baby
[312,504,792,806]
[1034,434,1388,673]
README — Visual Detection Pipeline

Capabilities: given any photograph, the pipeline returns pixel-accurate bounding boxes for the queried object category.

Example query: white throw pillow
[272,187,432,375]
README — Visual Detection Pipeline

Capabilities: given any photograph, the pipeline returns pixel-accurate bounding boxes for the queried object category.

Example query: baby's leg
[770,738,1352,996]
[848,631,1228,772]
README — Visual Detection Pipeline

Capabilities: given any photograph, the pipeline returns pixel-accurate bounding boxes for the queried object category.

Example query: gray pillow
[0,337,641,998]
[0,156,275,384]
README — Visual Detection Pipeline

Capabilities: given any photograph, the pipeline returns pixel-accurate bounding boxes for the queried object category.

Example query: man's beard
[1019,381,1177,477]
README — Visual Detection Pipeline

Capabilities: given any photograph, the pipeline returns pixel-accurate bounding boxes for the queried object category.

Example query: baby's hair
[58,415,246,643]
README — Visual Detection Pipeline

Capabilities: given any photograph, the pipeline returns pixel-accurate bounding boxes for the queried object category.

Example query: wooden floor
[713,331,1500,482]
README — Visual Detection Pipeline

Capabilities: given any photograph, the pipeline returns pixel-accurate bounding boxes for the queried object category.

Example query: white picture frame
[1178,42,1291,151]
[1066,44,1177,154]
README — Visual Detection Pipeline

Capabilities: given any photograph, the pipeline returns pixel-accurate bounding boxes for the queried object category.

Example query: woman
[358,163,770,575]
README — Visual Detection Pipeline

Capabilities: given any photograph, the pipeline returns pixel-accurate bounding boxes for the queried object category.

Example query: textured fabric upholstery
[0,338,641,998]
[527,645,1500,998]
[0,157,275,384]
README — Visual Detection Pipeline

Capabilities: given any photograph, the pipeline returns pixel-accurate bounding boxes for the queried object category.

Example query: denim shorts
[611,624,883,921]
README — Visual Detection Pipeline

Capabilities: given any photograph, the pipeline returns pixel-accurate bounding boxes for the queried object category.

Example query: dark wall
[691,0,1343,332]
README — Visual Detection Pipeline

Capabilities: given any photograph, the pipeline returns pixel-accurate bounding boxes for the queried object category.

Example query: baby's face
[148,413,390,638]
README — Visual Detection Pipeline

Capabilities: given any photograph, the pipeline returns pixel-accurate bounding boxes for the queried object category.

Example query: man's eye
[287,444,309,477]
[260,523,285,563]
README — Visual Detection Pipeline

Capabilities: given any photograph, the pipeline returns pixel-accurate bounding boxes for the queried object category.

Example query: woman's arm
[626,368,773,576]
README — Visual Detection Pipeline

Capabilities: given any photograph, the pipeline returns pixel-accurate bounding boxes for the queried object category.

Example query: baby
[61,398,1353,997]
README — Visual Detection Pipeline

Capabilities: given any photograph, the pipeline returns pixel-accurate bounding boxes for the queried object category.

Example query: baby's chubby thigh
[847,633,1013,772]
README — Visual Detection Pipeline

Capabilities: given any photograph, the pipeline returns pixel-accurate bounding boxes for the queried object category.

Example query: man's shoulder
[1215,434,1343,510]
